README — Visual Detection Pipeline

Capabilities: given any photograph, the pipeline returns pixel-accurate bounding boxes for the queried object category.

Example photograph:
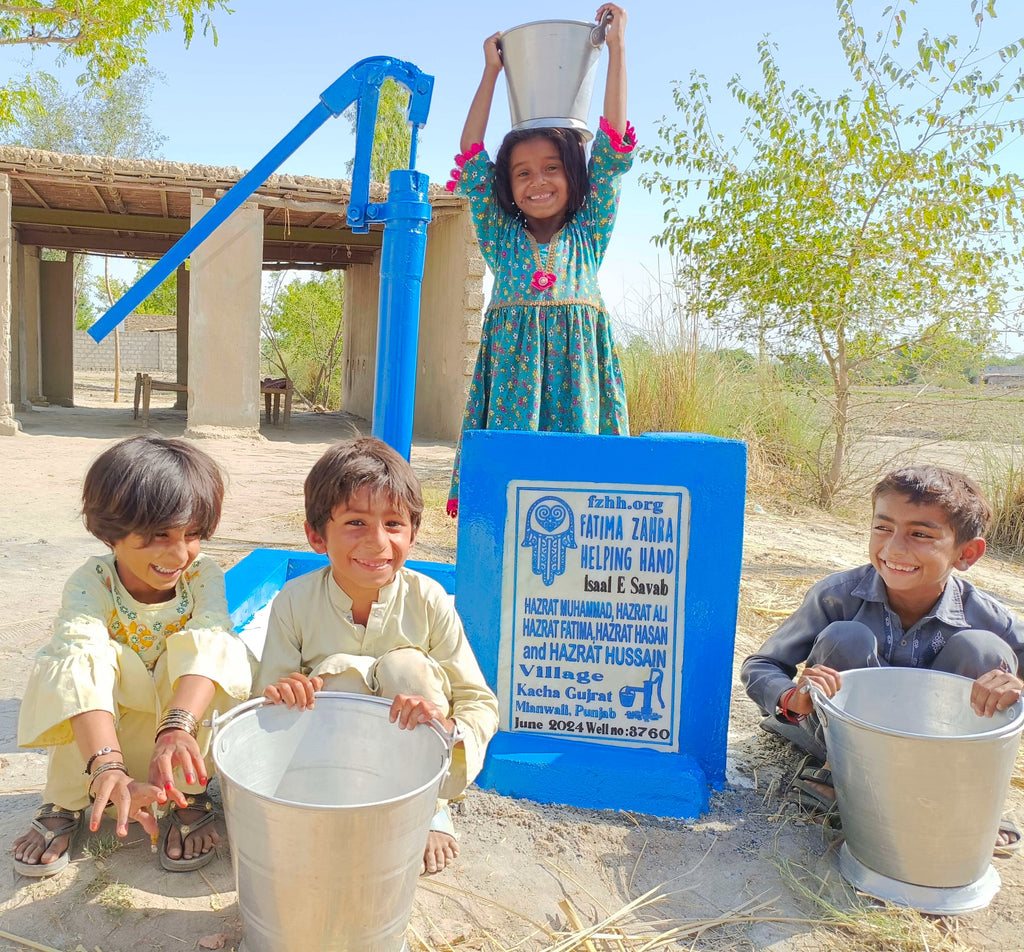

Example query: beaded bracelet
[84,746,122,775]
[88,761,129,792]
[156,707,199,740]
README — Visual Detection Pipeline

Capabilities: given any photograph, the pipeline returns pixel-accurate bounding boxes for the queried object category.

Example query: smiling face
[868,491,985,619]
[509,137,570,231]
[111,526,202,603]
[305,486,416,610]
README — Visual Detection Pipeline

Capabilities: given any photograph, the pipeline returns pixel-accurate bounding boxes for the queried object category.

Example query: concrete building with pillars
[0,146,483,440]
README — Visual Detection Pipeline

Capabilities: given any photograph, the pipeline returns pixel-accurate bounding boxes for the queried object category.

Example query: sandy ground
[3,377,1024,952]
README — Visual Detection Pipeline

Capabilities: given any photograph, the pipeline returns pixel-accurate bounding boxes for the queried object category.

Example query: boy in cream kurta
[255,438,498,875]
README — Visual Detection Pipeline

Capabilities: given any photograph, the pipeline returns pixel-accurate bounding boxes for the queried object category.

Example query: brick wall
[74,330,176,373]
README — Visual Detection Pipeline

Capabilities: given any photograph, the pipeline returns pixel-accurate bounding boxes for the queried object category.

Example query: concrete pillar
[415,206,483,441]
[341,253,381,424]
[9,230,22,409]
[186,192,263,438]
[0,174,18,434]
[175,262,189,410]
[20,246,44,405]
[39,255,75,407]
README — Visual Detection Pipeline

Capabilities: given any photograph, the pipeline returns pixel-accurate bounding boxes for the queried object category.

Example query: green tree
[345,78,412,182]
[5,65,167,157]
[0,0,227,128]
[8,66,170,330]
[95,261,177,325]
[641,0,1024,505]
[262,271,345,409]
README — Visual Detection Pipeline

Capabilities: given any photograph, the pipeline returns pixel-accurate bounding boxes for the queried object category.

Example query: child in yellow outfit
[255,437,499,874]
[13,437,253,876]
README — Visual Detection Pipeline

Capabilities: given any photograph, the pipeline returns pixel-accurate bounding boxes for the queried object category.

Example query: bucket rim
[211,692,453,810]
[511,117,594,140]
[502,19,598,34]
[813,667,1024,742]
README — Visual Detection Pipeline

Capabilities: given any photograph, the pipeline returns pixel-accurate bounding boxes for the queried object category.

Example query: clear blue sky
[5,0,1024,335]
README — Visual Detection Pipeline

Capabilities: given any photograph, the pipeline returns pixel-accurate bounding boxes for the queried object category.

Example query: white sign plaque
[498,481,690,751]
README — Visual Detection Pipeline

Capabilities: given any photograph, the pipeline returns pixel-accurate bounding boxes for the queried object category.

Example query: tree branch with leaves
[641,0,1024,505]
[0,0,228,128]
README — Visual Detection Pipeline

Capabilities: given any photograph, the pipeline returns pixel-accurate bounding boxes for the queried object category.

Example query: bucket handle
[807,684,829,729]
[210,696,271,738]
[590,10,613,47]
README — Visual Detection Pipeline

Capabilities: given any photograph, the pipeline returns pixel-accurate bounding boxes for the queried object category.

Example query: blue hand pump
[87,57,435,459]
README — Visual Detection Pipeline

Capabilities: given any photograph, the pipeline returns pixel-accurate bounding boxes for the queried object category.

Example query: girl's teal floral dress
[448,122,635,505]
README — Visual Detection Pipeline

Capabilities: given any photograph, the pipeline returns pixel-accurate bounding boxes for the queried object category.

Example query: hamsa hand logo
[521,496,576,586]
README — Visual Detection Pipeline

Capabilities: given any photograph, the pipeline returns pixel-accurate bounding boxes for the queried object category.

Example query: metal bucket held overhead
[212,693,453,952]
[813,667,1024,890]
[499,16,609,141]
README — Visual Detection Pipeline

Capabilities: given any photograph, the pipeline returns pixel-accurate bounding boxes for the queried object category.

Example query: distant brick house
[982,365,1024,386]
[74,313,178,375]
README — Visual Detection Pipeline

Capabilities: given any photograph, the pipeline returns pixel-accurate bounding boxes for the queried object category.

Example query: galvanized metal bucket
[499,18,608,141]
[212,693,453,952]
[814,668,1024,889]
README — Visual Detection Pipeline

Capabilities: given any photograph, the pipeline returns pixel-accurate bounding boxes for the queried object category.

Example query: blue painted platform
[224,429,745,820]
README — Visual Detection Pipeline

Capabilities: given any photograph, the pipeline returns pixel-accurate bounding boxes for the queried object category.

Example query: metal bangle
[87,761,129,791]
[85,746,122,775]
[156,707,199,740]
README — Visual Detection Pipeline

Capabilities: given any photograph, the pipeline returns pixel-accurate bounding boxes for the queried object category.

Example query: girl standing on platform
[445,3,635,517]
[12,437,252,876]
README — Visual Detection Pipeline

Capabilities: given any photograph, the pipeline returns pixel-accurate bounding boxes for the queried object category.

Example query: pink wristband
[599,116,636,153]
[445,143,484,191]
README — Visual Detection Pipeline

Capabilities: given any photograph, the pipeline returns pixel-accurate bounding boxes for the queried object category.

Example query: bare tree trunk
[104,258,120,403]
[821,334,850,507]
[113,328,120,402]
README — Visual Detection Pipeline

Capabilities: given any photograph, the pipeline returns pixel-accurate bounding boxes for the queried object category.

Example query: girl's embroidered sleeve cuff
[445,142,485,191]
[599,117,636,153]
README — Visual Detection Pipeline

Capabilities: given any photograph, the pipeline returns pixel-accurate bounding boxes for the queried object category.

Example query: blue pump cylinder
[371,169,432,458]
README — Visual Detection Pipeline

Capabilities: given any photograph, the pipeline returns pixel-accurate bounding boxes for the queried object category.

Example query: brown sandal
[159,796,218,872]
[13,803,83,878]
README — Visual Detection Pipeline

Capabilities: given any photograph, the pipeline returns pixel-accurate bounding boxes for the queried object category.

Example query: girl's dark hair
[871,464,992,545]
[82,437,225,545]
[493,127,589,223]
[305,437,423,536]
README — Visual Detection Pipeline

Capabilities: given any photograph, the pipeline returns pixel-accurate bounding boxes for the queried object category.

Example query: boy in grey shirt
[741,464,1024,845]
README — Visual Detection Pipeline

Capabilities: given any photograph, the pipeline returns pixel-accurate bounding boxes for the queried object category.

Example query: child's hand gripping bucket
[212,693,455,952]
[499,15,610,141]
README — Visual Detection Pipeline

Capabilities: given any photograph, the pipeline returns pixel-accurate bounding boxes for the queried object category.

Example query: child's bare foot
[160,800,219,871]
[422,830,459,874]
[12,805,82,876]
[995,818,1021,855]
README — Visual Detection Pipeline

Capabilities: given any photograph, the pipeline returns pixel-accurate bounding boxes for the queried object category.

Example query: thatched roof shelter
[0,146,459,270]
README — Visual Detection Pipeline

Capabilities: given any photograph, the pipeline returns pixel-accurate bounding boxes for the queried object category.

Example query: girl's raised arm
[598,4,628,136]
[460,32,503,153]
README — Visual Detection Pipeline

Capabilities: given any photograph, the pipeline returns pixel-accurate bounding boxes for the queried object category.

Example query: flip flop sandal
[995,817,1021,857]
[13,803,84,878]
[788,755,842,830]
[159,796,218,872]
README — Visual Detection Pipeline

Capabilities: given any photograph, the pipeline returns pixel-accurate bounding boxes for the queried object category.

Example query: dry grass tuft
[415,875,830,952]
[984,450,1024,554]
[81,832,122,861]
[778,859,972,952]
